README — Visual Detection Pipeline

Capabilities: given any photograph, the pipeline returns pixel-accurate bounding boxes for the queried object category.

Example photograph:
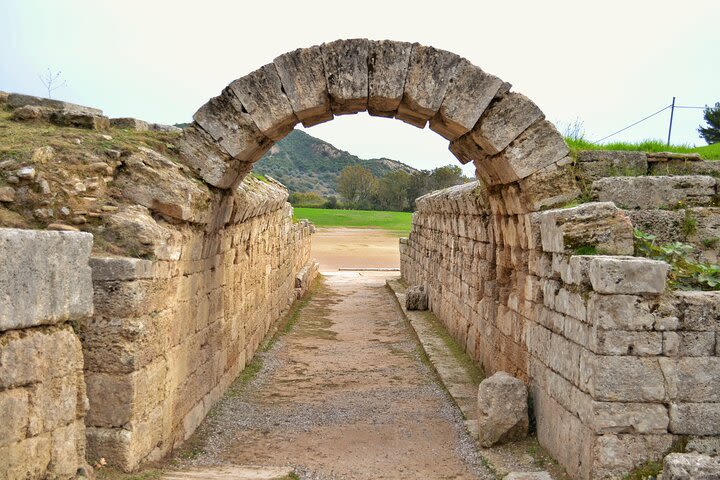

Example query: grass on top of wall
[293,207,412,233]
[566,137,720,160]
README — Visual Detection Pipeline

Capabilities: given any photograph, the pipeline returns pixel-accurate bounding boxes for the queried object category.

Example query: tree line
[289,164,470,212]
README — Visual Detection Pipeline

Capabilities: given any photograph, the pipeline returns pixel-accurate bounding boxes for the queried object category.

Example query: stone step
[162,465,294,480]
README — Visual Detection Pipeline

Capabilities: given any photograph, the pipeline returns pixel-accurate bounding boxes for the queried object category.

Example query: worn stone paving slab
[162,465,294,479]
[171,272,493,480]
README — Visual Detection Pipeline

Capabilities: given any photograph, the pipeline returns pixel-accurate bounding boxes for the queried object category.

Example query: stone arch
[177,39,579,214]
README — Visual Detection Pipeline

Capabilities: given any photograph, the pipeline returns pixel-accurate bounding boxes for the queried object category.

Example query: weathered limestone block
[592,175,717,209]
[320,39,370,115]
[228,63,299,140]
[192,90,273,162]
[448,133,484,165]
[406,285,429,310]
[651,158,720,177]
[178,124,256,189]
[273,46,333,127]
[115,148,213,223]
[673,291,720,331]
[0,326,87,480]
[537,202,634,255]
[0,228,93,331]
[663,331,715,357]
[516,157,581,211]
[575,150,648,184]
[592,433,674,480]
[477,371,528,447]
[588,256,669,294]
[661,453,720,480]
[6,92,103,116]
[669,403,720,435]
[580,352,666,401]
[105,205,183,261]
[429,59,503,140]
[396,45,462,127]
[470,92,544,155]
[90,257,154,282]
[367,40,412,117]
[585,401,669,434]
[659,357,720,402]
[110,117,150,131]
[586,293,669,331]
[476,120,569,184]
[49,111,110,130]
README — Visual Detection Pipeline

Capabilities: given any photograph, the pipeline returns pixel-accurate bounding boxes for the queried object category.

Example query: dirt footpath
[175,272,492,480]
[310,228,402,271]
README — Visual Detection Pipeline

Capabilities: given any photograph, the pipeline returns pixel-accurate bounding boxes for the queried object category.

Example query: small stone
[477,371,529,447]
[33,208,52,219]
[37,179,51,194]
[16,166,36,180]
[89,162,110,172]
[100,134,113,140]
[71,138,82,145]
[74,182,87,193]
[60,207,71,216]
[406,285,428,310]
[6,176,19,184]
[71,216,87,225]
[100,205,118,212]
[47,223,79,232]
[31,146,55,163]
[0,186,15,203]
[105,149,122,159]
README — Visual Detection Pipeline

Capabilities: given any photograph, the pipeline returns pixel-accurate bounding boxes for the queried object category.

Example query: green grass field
[293,207,412,233]
[566,138,720,160]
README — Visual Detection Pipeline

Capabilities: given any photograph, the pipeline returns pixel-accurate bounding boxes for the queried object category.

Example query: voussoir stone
[471,92,544,155]
[274,46,333,127]
[477,120,569,184]
[368,40,413,117]
[429,59,503,141]
[320,38,370,115]
[397,44,462,128]
[178,123,257,189]
[192,88,273,162]
[589,256,669,294]
[477,371,528,447]
[228,63,299,140]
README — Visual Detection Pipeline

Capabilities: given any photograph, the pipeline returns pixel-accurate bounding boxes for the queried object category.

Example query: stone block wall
[401,181,720,479]
[80,183,314,470]
[0,229,93,479]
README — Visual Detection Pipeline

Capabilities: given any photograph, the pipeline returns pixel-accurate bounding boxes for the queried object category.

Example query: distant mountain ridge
[253,130,417,196]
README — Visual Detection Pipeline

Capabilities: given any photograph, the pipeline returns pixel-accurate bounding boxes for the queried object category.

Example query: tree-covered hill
[253,129,418,195]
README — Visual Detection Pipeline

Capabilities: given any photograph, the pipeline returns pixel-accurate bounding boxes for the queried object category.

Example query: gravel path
[173,272,494,480]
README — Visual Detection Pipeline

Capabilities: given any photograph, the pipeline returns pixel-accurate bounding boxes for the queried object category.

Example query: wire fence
[592,99,707,145]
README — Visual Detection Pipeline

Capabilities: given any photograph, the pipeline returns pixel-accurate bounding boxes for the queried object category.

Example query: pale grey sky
[1,0,718,175]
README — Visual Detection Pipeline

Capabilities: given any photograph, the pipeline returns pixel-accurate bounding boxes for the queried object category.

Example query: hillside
[253,129,418,195]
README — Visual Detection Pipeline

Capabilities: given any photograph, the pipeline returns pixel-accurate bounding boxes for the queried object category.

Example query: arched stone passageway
[167,39,719,480]
[178,38,577,213]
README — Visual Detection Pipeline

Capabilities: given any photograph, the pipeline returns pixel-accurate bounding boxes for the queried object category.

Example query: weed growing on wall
[634,229,720,290]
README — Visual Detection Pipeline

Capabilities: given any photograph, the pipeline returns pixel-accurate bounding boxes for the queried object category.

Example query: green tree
[426,165,467,191]
[698,102,720,144]
[374,171,412,211]
[337,165,377,209]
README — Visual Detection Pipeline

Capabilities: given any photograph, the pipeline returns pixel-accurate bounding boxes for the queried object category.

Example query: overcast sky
[1,0,718,175]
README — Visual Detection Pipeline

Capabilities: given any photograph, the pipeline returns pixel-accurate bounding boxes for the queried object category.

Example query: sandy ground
[311,228,403,271]
[176,272,492,480]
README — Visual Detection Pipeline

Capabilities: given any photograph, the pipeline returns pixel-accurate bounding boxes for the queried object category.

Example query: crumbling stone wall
[0,229,93,479]
[79,180,315,470]
[402,182,720,479]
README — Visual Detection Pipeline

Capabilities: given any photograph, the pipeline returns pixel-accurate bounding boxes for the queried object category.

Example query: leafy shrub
[634,229,720,290]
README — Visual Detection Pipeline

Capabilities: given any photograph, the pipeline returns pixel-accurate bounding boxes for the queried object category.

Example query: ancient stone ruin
[0,39,718,479]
